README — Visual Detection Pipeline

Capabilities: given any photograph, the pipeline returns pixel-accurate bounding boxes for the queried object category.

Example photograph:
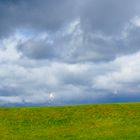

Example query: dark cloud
[17,23,140,63]
[18,39,57,60]
[80,0,139,35]
[1,0,140,62]
[0,0,78,37]
[1,0,140,105]
[0,0,140,37]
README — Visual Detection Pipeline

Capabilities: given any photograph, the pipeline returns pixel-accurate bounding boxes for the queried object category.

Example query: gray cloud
[1,50,140,105]
[0,0,140,105]
[0,0,140,36]
[0,0,78,37]
[1,0,140,62]
[17,19,140,63]
[80,0,140,35]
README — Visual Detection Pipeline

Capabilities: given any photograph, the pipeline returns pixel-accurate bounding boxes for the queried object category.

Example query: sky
[0,0,140,106]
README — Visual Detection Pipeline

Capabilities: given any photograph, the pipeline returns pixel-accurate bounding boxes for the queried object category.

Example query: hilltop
[0,102,140,140]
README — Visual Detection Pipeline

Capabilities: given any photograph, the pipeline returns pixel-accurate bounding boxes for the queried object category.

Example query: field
[0,103,140,140]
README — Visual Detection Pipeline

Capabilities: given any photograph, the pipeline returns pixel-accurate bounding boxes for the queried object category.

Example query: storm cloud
[0,0,140,106]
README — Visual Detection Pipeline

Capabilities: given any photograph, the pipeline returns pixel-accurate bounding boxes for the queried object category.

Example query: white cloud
[1,0,140,105]
[0,30,140,105]
[131,16,140,27]
[94,51,140,95]
[0,96,22,105]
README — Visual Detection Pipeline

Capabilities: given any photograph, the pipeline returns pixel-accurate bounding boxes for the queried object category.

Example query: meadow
[0,102,140,140]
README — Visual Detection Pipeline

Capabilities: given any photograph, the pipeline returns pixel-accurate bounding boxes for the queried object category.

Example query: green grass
[0,102,140,140]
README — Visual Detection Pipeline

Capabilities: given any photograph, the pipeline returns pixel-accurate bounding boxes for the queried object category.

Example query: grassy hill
[0,103,140,140]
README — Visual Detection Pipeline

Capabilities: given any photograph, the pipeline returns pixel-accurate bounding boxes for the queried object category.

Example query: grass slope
[0,103,140,140]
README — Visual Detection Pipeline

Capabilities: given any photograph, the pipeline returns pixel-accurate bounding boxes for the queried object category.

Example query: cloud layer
[0,0,140,105]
